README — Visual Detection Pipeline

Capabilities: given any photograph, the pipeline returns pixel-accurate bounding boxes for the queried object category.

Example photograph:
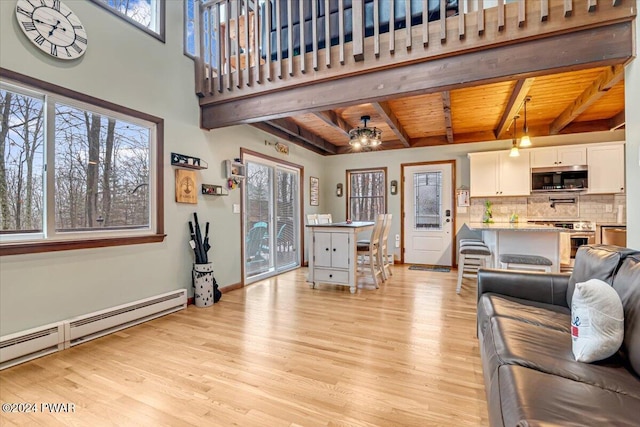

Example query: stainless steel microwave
[531,166,588,192]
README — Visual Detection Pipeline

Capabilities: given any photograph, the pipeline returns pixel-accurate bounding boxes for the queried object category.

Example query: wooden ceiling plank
[494,78,535,139]
[609,109,625,130]
[250,123,330,155]
[313,111,351,136]
[371,102,411,147]
[549,65,624,134]
[441,91,454,143]
[264,118,338,154]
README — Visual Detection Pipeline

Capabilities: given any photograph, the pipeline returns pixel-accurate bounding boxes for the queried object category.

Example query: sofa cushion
[483,316,640,399]
[496,365,640,427]
[566,245,637,307]
[612,255,640,376]
[478,293,570,338]
[571,278,624,363]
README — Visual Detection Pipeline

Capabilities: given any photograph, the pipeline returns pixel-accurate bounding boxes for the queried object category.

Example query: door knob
[446,218,451,223]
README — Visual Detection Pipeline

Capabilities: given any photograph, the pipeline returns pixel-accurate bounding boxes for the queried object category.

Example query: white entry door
[403,163,453,266]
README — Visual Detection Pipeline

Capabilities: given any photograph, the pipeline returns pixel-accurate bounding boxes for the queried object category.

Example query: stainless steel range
[527,220,596,269]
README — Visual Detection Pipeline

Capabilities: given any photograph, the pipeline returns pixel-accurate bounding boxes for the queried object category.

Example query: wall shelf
[202,184,228,196]
[225,159,245,179]
[171,152,208,170]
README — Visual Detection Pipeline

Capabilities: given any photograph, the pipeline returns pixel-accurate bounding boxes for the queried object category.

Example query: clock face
[15,0,88,60]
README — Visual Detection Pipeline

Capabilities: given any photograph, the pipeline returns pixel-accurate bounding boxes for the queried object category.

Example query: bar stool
[457,242,492,294]
[499,254,552,272]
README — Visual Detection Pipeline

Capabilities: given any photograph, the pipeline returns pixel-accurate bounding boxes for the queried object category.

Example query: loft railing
[195,0,634,104]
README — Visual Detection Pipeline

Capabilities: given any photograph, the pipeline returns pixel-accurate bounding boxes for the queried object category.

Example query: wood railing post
[195,1,205,97]
[339,0,345,64]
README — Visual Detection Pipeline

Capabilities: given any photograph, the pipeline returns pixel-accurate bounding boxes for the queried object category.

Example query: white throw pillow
[571,278,624,363]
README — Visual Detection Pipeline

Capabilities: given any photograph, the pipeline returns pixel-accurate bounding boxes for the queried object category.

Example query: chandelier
[348,115,382,149]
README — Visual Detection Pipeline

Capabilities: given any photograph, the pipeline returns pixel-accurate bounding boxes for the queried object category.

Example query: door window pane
[414,171,442,229]
[245,161,272,276]
[276,168,297,269]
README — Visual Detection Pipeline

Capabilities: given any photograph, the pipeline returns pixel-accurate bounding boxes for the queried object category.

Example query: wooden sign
[175,169,197,204]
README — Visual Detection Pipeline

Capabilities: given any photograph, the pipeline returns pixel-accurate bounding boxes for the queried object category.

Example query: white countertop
[467,222,566,232]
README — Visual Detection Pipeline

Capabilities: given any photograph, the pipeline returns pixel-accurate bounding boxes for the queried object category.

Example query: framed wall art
[310,176,319,206]
[175,169,197,204]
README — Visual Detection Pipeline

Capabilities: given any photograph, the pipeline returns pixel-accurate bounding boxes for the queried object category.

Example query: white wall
[0,1,325,335]
[624,13,640,250]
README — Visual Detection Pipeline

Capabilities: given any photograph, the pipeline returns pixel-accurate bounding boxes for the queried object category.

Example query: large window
[0,71,163,255]
[347,168,387,221]
[90,0,165,41]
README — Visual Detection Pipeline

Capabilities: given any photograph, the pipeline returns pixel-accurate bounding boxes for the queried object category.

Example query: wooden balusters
[422,0,429,46]
[339,0,345,64]
[195,2,205,97]
[265,0,272,81]
[287,1,294,76]
[225,0,232,90]
[440,0,446,42]
[312,0,318,70]
[325,0,331,67]
[564,0,573,17]
[215,3,222,93]
[245,1,251,85]
[254,3,260,83]
[389,0,395,53]
[477,0,485,35]
[587,0,597,12]
[374,0,381,55]
[299,0,306,73]
[518,0,525,27]
[275,0,282,78]
[497,0,505,31]
[234,0,241,88]
[352,0,364,61]
[459,0,465,40]
[406,0,412,50]
[541,0,549,22]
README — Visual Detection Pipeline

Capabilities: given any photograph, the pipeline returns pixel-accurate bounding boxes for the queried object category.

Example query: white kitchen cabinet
[469,151,530,197]
[530,146,587,168]
[587,143,625,194]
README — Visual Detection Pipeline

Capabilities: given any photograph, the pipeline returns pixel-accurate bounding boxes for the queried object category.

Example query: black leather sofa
[477,245,640,426]
[261,0,459,60]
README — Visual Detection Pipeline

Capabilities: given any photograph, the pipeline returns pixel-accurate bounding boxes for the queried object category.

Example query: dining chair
[356,214,385,288]
[306,214,318,225]
[379,214,393,280]
[317,214,332,224]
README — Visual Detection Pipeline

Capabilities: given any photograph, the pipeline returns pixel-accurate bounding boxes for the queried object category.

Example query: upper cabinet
[587,143,625,194]
[530,146,587,168]
[469,151,530,197]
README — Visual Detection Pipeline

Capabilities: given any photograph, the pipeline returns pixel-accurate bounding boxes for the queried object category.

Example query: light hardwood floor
[0,266,488,426]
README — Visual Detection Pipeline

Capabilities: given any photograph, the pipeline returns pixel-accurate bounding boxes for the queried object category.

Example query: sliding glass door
[243,154,301,283]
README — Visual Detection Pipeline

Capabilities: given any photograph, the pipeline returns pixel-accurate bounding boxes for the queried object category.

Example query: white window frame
[90,0,166,42]
[347,168,387,222]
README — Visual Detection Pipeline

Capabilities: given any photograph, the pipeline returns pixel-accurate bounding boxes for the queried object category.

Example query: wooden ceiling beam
[494,77,535,139]
[313,110,351,136]
[251,121,336,155]
[609,109,625,131]
[371,102,411,147]
[264,118,338,154]
[549,65,625,134]
[441,91,454,143]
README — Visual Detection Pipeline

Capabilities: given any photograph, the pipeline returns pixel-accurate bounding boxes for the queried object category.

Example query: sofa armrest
[477,268,571,308]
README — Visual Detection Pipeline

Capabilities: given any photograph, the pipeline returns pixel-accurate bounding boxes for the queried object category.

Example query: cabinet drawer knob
[329,274,333,278]
[325,248,329,251]
[333,248,336,252]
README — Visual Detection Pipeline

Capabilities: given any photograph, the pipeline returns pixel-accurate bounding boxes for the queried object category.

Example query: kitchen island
[467,222,565,272]
[307,221,375,293]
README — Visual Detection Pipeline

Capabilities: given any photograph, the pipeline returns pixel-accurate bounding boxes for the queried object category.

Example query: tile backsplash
[470,193,626,223]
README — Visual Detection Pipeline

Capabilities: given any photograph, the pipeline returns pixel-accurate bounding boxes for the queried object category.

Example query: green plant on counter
[483,200,494,223]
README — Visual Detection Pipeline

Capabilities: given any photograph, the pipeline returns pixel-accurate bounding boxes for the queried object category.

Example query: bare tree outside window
[348,169,386,221]
[0,89,44,233]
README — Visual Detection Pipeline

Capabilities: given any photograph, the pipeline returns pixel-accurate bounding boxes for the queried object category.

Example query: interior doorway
[401,161,455,266]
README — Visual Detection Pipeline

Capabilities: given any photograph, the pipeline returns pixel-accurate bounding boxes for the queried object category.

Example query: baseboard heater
[0,289,187,370]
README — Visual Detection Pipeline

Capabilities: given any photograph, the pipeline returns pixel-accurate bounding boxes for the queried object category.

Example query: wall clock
[15,0,88,60]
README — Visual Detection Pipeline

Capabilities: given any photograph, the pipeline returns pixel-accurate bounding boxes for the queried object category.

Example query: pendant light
[348,115,382,149]
[509,115,520,157]
[519,97,532,148]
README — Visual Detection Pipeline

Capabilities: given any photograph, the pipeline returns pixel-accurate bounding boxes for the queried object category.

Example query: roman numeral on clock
[73,25,83,30]
[64,47,72,57]
[76,35,87,45]
[50,44,58,56]
[34,34,46,45]
[52,0,61,11]
[70,42,83,53]
[22,21,37,31]
[17,6,33,18]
